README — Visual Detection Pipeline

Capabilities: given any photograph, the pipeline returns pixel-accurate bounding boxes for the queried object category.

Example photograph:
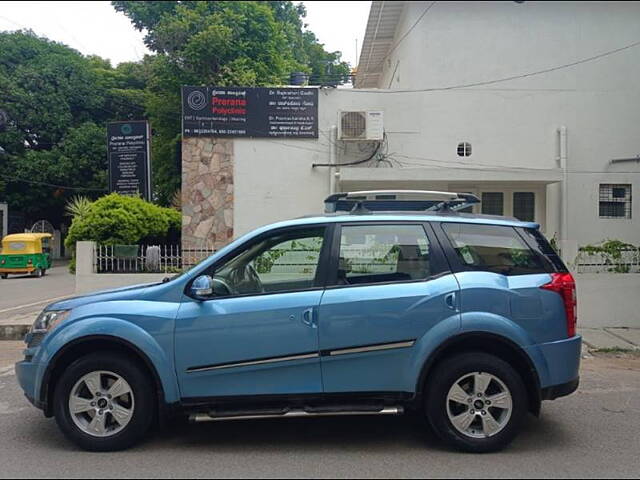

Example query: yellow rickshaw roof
[2,233,53,243]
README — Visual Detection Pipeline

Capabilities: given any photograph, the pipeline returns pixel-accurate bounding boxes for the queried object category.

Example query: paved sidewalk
[579,327,640,351]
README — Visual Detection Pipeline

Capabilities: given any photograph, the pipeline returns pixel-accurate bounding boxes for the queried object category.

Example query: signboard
[182,86,318,138]
[107,121,151,201]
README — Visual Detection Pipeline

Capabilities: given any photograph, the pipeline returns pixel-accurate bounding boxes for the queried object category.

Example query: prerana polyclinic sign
[182,86,318,138]
[107,121,151,201]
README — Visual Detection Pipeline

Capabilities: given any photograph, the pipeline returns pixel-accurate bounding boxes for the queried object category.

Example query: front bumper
[0,267,35,274]
[15,359,44,410]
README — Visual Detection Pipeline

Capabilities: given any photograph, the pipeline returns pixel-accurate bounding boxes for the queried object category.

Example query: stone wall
[181,137,234,249]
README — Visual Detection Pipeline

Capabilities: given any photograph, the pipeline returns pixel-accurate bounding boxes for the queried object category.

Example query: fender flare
[413,330,543,415]
[38,319,180,413]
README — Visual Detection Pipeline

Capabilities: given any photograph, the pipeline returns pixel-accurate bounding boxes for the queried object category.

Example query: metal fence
[94,244,217,274]
[575,248,640,273]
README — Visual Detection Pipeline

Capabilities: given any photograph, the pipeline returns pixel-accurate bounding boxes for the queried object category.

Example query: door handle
[302,308,317,328]
[445,292,457,311]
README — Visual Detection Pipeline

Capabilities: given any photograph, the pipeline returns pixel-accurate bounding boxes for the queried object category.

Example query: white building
[182,0,640,264]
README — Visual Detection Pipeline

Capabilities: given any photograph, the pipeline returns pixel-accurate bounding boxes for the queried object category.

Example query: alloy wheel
[446,371,513,439]
[68,370,135,438]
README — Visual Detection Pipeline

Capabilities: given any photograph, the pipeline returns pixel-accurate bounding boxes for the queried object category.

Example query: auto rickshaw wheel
[34,268,44,278]
[0,274,7,279]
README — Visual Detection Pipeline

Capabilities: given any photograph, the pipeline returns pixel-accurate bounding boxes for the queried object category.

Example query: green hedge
[65,194,181,252]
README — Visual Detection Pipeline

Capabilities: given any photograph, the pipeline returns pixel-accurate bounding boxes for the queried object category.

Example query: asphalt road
[0,346,638,479]
[0,261,75,314]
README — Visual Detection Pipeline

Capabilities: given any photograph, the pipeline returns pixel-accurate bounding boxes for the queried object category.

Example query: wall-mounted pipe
[558,126,568,256]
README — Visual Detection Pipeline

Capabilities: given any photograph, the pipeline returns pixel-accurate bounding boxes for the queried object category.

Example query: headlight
[31,310,71,334]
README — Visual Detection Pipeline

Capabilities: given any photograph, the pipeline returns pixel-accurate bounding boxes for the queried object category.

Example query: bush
[65,194,182,252]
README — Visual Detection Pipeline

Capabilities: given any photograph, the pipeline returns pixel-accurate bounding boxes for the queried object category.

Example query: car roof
[259,211,539,232]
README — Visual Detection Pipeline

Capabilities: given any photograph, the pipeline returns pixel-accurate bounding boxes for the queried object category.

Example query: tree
[0,31,147,225]
[112,1,351,205]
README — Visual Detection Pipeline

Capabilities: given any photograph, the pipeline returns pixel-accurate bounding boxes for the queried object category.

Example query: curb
[0,325,29,341]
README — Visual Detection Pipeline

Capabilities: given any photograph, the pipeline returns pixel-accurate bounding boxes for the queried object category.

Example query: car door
[318,222,460,393]
[174,225,332,400]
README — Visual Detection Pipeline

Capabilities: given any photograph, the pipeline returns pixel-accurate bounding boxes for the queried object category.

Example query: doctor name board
[107,121,151,201]
[182,86,318,138]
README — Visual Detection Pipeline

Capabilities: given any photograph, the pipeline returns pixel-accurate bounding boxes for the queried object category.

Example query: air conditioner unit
[338,111,384,141]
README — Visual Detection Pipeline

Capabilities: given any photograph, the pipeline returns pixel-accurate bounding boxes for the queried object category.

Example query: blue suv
[16,190,581,453]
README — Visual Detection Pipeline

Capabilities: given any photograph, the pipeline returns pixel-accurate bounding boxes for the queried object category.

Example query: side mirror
[190,275,214,299]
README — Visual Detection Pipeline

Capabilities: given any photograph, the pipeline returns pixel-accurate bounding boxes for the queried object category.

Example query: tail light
[541,273,577,337]
[0,259,4,265]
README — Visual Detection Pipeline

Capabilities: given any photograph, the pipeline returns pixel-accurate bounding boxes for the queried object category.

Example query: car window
[442,223,550,275]
[336,224,432,286]
[212,227,325,296]
[9,242,26,251]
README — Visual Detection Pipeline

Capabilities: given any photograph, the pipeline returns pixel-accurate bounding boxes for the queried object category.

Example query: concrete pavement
[0,261,75,310]
[0,261,75,339]
[0,343,638,478]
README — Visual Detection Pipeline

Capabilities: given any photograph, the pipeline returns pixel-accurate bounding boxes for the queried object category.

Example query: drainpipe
[558,126,568,259]
[329,125,340,194]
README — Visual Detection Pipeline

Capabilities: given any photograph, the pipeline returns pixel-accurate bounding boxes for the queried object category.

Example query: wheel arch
[40,335,170,418]
[416,332,542,415]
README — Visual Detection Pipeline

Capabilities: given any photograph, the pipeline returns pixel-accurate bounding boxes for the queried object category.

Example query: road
[0,347,638,479]
[0,261,75,318]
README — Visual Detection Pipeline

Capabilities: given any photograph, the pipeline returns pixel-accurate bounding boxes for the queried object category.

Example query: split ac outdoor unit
[338,111,384,141]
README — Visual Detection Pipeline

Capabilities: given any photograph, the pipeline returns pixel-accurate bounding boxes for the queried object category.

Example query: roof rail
[324,190,480,214]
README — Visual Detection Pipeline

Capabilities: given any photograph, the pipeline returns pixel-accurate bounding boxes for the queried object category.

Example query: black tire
[0,274,7,279]
[424,352,528,453]
[53,352,155,451]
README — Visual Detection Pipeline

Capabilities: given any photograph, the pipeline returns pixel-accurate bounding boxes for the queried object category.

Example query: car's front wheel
[53,352,155,451]
[425,352,528,453]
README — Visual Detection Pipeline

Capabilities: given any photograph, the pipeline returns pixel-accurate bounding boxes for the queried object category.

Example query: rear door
[436,222,566,344]
[318,222,460,393]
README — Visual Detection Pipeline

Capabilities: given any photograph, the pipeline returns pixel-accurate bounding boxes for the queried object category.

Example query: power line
[0,174,107,192]
[379,1,437,66]
[352,37,640,94]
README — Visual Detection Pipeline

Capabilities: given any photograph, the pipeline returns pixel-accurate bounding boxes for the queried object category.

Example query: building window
[599,184,632,219]
[481,192,504,216]
[513,192,535,222]
[457,142,472,157]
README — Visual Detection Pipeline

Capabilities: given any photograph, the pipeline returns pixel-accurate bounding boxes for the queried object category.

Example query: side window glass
[442,223,549,275]
[213,227,325,296]
[337,224,431,286]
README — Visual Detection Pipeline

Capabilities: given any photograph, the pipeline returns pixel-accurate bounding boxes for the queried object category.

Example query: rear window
[442,223,552,275]
[519,228,568,272]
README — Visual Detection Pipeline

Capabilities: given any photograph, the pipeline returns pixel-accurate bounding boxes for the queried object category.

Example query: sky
[0,1,371,67]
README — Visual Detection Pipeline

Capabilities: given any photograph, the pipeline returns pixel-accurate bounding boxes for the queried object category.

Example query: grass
[592,347,640,357]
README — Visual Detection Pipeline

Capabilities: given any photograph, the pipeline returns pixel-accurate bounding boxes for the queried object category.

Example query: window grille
[457,142,472,157]
[599,184,631,219]
[513,192,535,222]
[481,192,504,216]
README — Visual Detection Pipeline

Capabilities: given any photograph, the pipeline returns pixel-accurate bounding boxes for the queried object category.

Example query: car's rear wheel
[53,352,155,451]
[424,352,528,453]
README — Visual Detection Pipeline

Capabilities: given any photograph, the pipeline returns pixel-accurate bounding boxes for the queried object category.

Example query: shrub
[65,194,182,252]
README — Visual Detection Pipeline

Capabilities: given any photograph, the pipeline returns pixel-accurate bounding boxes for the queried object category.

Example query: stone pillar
[181,137,234,249]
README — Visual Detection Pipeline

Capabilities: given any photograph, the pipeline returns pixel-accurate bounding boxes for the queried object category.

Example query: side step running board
[190,406,404,423]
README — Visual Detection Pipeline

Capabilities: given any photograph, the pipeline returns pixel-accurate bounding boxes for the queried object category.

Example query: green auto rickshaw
[0,233,53,278]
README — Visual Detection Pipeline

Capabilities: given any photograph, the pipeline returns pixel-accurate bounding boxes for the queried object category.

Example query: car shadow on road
[146,410,572,454]
[23,409,572,454]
